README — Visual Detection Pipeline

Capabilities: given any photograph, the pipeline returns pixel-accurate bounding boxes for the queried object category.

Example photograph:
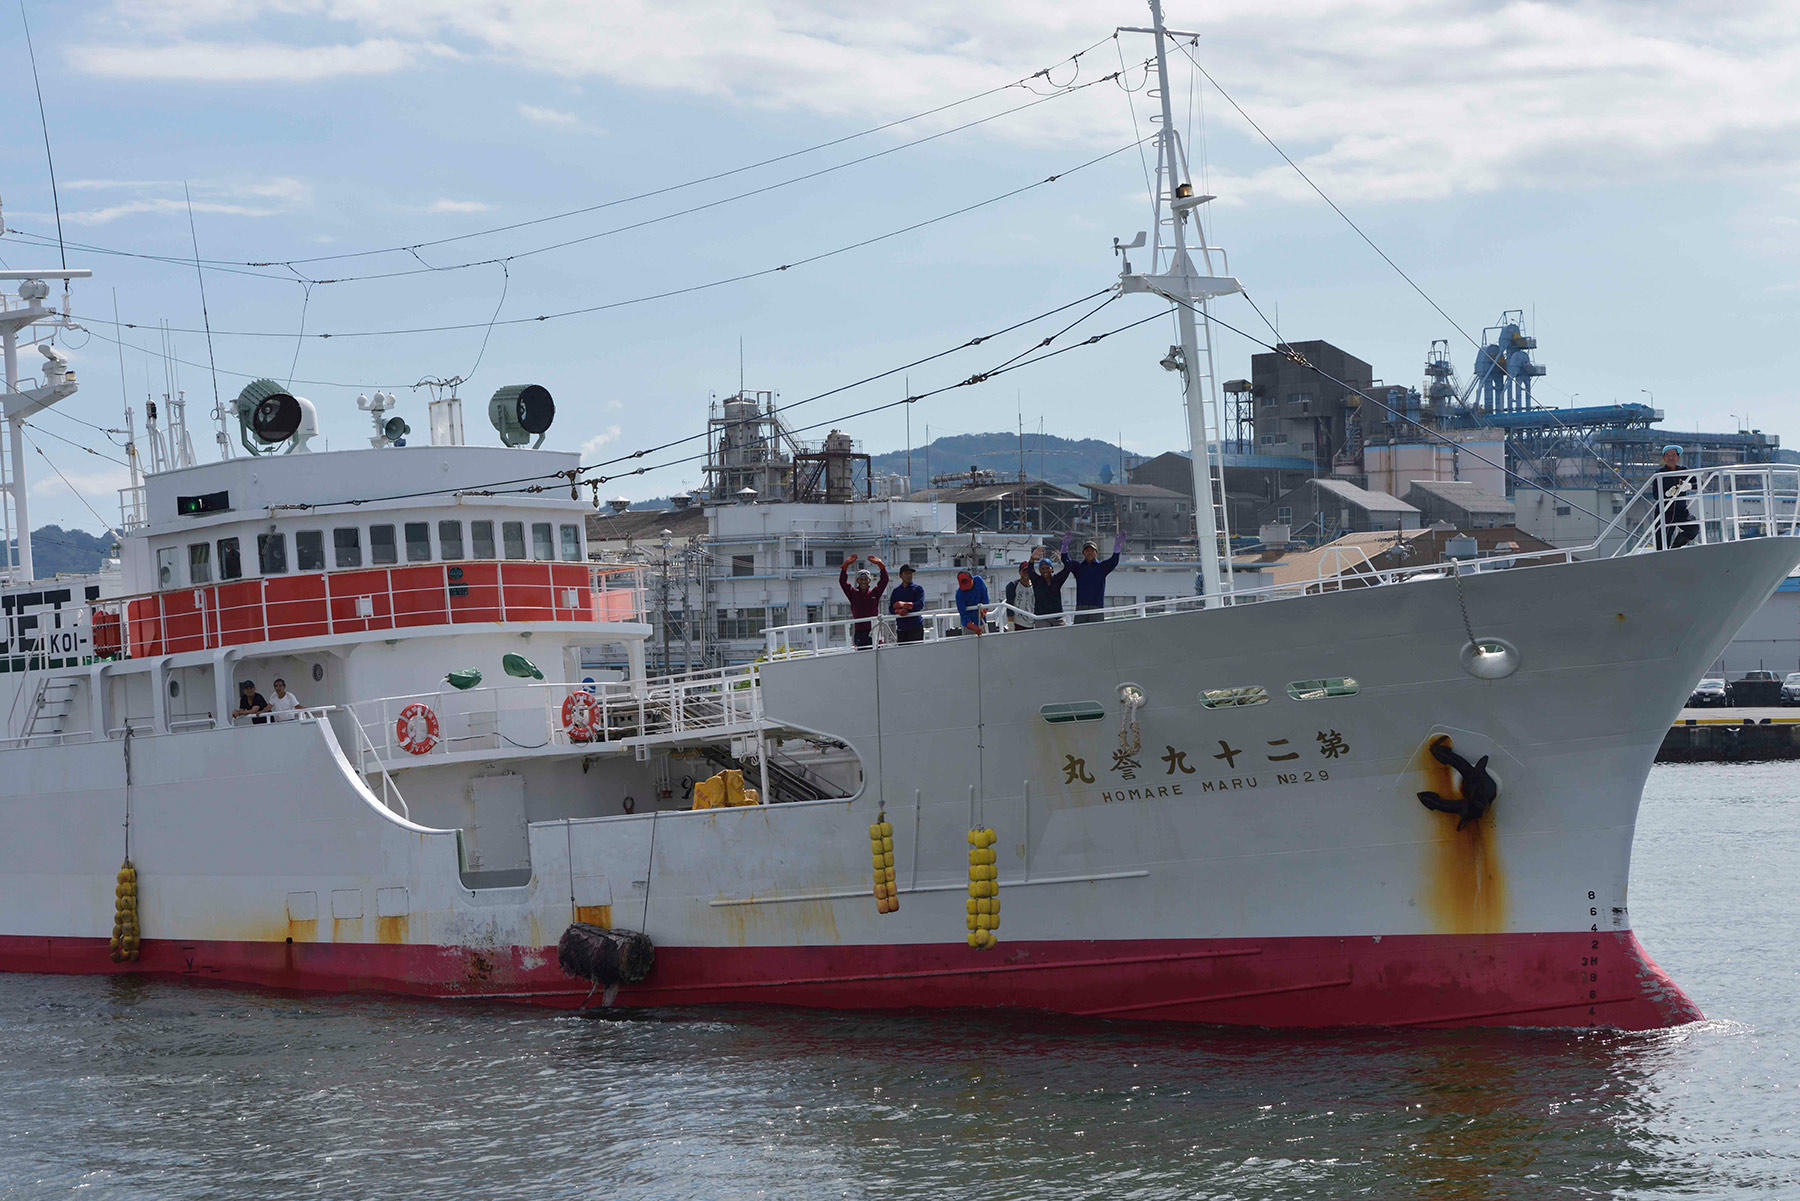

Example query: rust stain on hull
[331,917,364,943]
[286,918,317,943]
[376,915,409,944]
[574,904,613,927]
[1415,736,1507,934]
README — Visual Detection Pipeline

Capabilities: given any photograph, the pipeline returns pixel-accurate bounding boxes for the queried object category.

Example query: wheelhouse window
[404,522,431,563]
[369,524,397,566]
[531,522,555,561]
[501,521,527,560]
[559,523,582,562]
[296,530,325,572]
[216,537,243,581]
[187,543,213,585]
[471,520,496,560]
[333,528,363,569]
[157,547,180,589]
[438,520,464,561]
[257,533,288,575]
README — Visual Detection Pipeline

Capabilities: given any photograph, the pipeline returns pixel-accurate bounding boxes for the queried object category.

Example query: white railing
[1601,464,1800,553]
[756,466,1800,659]
[343,665,763,766]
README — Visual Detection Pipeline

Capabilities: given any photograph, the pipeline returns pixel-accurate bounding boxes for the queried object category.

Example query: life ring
[395,703,440,755]
[561,692,598,743]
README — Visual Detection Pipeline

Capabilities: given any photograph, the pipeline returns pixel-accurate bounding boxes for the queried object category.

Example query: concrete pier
[1659,708,1800,762]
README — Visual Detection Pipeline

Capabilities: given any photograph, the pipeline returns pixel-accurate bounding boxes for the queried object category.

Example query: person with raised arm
[1032,554,1071,627]
[1062,530,1125,624]
[839,554,888,648]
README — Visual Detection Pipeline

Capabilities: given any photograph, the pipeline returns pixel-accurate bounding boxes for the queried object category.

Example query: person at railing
[1032,556,1070,627]
[268,678,302,722]
[840,554,889,649]
[889,563,926,644]
[1004,562,1039,630]
[1654,445,1698,550]
[953,570,989,635]
[1062,531,1125,624]
[231,680,271,726]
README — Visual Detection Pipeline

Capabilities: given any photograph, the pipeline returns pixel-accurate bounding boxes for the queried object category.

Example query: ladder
[20,675,79,742]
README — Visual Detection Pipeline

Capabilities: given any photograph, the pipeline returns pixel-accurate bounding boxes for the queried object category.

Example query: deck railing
[759,466,1800,659]
[84,562,645,660]
[343,663,762,766]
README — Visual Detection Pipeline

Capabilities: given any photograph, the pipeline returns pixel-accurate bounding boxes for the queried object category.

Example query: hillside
[7,526,113,577]
[867,433,1159,491]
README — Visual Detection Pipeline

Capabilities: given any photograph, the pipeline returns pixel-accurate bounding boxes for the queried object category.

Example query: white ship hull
[4,536,1790,1028]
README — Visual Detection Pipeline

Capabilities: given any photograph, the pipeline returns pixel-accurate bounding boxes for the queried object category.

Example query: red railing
[95,562,643,659]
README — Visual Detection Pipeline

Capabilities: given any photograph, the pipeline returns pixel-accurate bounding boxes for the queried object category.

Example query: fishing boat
[2,4,1795,1028]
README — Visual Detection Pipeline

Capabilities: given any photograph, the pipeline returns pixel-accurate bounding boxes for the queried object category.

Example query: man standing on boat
[1004,562,1039,630]
[954,570,989,634]
[1062,532,1125,623]
[889,563,925,644]
[840,555,888,648]
[231,680,270,725]
[1655,445,1698,550]
[1032,556,1070,627]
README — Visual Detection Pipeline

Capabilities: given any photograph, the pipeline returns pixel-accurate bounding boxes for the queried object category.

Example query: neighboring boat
[1,4,1795,1029]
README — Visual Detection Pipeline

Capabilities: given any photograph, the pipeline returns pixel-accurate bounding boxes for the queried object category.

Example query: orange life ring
[562,691,597,743]
[395,703,440,755]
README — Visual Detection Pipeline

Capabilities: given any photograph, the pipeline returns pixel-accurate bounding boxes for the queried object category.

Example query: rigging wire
[19,419,130,467]
[1174,291,1605,521]
[19,429,121,539]
[266,288,1135,513]
[19,2,65,272]
[3,34,1123,277]
[73,137,1151,341]
[1173,39,1637,493]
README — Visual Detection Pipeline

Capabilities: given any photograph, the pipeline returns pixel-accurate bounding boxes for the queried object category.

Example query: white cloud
[69,37,453,82]
[426,198,493,214]
[581,426,622,456]
[50,177,312,225]
[518,103,596,132]
[68,1,1800,207]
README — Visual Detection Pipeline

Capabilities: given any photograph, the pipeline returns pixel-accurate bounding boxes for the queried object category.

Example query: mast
[0,267,90,584]
[1117,0,1241,604]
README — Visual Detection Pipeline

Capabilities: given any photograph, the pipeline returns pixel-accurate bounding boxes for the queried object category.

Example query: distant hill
[6,526,113,577]
[868,433,1163,492]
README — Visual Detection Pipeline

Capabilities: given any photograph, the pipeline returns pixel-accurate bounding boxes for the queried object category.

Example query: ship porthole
[1460,637,1520,680]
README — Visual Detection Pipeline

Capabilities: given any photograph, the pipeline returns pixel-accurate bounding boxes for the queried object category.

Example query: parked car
[1728,670,1783,707]
[1688,678,1729,707]
[1782,673,1800,706]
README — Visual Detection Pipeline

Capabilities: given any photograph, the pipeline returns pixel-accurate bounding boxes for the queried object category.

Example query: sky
[2,0,1797,531]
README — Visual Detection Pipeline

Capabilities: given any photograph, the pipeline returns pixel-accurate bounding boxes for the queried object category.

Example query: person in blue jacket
[1061,531,1125,624]
[888,563,926,643]
[953,570,989,635]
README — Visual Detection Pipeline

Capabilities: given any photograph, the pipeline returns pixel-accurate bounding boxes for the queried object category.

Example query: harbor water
[1,762,1795,1200]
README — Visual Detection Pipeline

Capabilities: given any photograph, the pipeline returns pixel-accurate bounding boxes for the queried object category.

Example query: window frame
[438,519,465,561]
[187,542,213,585]
[333,527,363,569]
[295,530,326,572]
[216,536,243,581]
[501,521,527,560]
[470,520,496,560]
[404,521,432,563]
[369,523,398,566]
[257,532,288,576]
[559,523,582,563]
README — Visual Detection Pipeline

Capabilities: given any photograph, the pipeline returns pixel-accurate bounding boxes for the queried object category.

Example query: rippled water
[2,763,1797,1200]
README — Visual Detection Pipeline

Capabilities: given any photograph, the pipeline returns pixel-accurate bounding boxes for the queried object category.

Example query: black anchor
[1416,737,1498,830]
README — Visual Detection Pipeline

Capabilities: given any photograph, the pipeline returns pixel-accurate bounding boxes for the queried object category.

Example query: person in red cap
[953,569,989,634]
[839,554,888,648]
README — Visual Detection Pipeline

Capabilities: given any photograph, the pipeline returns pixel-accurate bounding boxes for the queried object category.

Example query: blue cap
[1662,444,1683,456]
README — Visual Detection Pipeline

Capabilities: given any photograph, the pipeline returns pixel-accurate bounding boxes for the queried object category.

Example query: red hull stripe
[0,930,1703,1030]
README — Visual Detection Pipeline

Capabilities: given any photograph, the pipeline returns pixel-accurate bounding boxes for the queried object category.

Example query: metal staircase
[20,675,79,742]
[699,744,835,804]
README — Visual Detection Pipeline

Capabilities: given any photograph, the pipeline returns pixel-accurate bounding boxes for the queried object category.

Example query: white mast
[0,267,89,584]
[1117,0,1241,604]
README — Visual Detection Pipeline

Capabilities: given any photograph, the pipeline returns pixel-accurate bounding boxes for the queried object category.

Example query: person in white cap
[1654,444,1697,549]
